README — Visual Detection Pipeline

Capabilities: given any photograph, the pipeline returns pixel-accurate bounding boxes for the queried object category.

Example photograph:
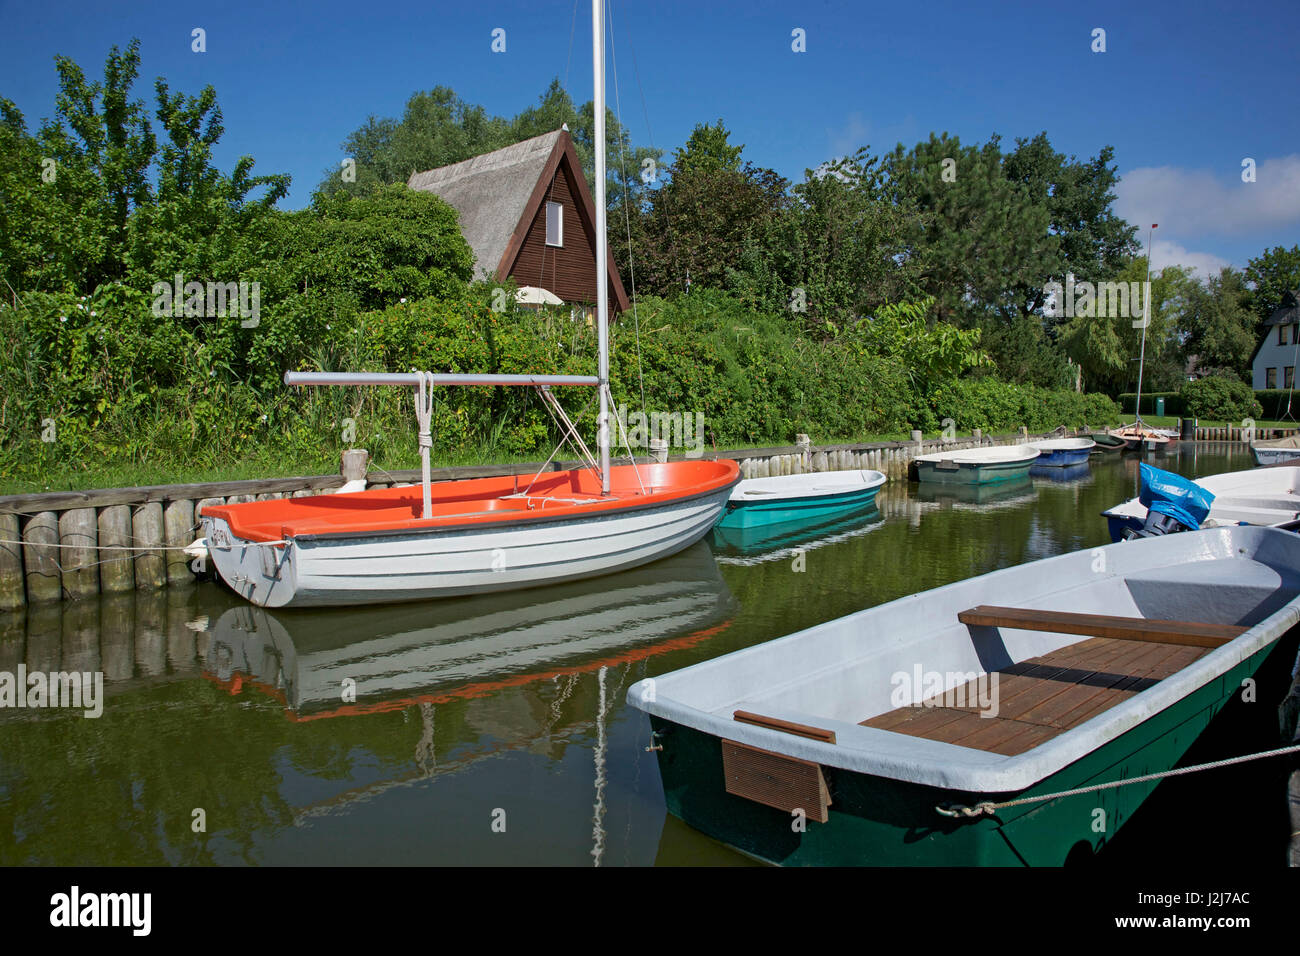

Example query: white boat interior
[629,526,1300,793]
[730,470,886,502]
[913,443,1040,465]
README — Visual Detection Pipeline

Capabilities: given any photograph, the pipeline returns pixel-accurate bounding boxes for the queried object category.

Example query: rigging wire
[606,0,647,417]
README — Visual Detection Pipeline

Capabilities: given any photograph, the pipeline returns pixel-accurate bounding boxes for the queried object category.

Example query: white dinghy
[627,525,1300,866]
[1103,465,1300,541]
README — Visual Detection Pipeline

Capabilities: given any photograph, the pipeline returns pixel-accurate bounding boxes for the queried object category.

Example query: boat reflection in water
[709,503,885,564]
[910,475,1038,511]
[203,541,737,719]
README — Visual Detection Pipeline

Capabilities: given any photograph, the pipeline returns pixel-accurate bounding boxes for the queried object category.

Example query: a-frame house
[407,128,630,319]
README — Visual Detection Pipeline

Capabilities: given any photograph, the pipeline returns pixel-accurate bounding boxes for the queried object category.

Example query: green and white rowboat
[628,525,1300,866]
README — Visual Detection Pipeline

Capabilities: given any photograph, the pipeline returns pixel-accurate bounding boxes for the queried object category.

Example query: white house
[1251,289,1300,390]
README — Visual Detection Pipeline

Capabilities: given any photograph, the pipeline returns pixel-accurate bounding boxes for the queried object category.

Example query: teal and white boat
[628,525,1300,866]
[914,444,1040,485]
[714,470,886,530]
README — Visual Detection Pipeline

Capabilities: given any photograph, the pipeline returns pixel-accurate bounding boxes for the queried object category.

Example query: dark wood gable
[494,131,630,315]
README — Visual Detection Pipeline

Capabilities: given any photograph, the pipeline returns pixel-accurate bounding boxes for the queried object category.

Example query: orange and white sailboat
[200,4,738,607]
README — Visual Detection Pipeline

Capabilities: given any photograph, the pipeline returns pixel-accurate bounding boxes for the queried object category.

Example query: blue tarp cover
[1138,462,1215,530]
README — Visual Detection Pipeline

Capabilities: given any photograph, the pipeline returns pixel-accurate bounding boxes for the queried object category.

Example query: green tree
[1244,244,1300,321]
[620,122,788,301]
[1001,133,1138,325]
[1180,267,1257,379]
[1059,258,1198,396]
[672,119,743,175]
[884,133,1056,328]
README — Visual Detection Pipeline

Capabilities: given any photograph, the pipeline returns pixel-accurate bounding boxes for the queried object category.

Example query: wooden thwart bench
[958,605,1247,649]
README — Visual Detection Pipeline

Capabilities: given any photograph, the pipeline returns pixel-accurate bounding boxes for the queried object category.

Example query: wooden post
[342,448,370,482]
[163,499,195,585]
[97,504,134,593]
[0,512,23,611]
[58,508,100,600]
[22,512,61,604]
[132,503,166,590]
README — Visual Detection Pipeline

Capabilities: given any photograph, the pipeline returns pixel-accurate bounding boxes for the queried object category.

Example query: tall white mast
[1134,223,1156,427]
[592,0,611,494]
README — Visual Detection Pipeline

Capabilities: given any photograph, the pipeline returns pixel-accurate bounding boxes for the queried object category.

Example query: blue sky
[2,0,1297,276]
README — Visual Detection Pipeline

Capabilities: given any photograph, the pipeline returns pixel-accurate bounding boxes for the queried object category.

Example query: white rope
[0,536,288,552]
[605,383,646,495]
[936,742,1300,818]
[414,372,435,520]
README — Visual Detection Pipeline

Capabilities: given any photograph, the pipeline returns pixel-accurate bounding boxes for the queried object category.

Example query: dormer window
[546,201,563,247]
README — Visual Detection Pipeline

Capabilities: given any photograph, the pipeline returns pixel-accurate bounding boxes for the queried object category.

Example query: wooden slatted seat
[957,605,1247,648]
[861,635,1217,756]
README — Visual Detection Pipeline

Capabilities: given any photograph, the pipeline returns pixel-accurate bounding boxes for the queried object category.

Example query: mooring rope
[0,537,286,552]
[936,742,1300,818]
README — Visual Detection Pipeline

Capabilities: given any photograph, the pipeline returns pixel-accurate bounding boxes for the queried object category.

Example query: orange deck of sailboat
[201,460,740,542]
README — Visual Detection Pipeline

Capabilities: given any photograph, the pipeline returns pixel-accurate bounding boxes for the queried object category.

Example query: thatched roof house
[407,128,629,317]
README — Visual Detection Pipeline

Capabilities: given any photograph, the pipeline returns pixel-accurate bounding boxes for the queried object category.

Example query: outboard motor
[1121,463,1215,540]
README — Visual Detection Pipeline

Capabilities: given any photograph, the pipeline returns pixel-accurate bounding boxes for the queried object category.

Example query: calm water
[1,442,1291,866]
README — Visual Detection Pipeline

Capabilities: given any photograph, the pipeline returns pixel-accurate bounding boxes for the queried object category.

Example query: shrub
[1180,375,1262,421]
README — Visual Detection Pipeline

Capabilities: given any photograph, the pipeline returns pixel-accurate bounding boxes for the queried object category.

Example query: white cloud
[1114,154,1300,236]
[1149,239,1230,279]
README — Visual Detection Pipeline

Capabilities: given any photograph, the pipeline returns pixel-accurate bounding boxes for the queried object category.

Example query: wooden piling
[132,503,166,590]
[0,512,23,610]
[58,508,100,600]
[97,504,134,593]
[22,512,61,604]
[163,499,196,586]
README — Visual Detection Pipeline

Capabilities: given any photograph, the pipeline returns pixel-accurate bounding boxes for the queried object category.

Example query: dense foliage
[1178,376,1263,422]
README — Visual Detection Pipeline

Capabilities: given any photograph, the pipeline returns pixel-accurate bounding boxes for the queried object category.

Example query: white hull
[203,484,732,608]
[1103,465,1300,532]
[629,525,1300,791]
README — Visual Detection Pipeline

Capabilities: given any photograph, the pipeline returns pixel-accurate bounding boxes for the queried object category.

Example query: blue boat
[1028,437,1095,467]
[714,470,887,530]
